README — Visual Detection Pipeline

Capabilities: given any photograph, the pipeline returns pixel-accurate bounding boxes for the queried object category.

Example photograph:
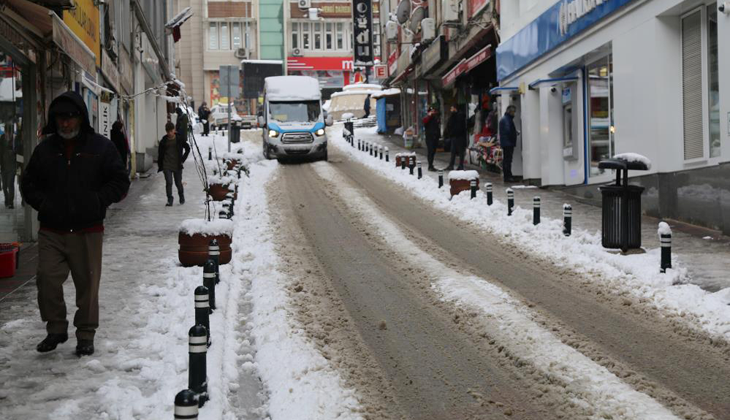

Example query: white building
[496,0,730,233]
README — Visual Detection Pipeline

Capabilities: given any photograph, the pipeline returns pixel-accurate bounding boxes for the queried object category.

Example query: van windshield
[269,101,320,123]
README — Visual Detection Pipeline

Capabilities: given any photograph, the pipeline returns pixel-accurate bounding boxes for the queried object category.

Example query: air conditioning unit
[421,18,435,41]
[292,48,303,57]
[443,0,460,26]
[234,48,247,58]
[386,21,398,43]
[298,0,310,10]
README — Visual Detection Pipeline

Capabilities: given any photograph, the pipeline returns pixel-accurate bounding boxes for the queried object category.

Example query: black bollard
[174,389,199,420]
[385,148,389,162]
[208,147,212,161]
[369,143,373,156]
[486,183,493,206]
[438,170,444,188]
[219,209,230,220]
[203,260,216,311]
[194,286,211,346]
[470,180,477,199]
[660,223,672,273]
[380,147,383,160]
[409,161,415,175]
[533,196,541,225]
[507,188,514,216]
[563,204,572,236]
[208,240,220,282]
[417,162,422,179]
[401,158,406,170]
[358,139,361,151]
[188,324,208,407]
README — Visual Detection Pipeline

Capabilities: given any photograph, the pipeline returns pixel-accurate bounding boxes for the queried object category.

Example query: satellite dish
[396,0,411,25]
[409,6,426,33]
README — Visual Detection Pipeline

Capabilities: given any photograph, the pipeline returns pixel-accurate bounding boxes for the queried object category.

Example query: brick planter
[395,154,416,167]
[178,231,232,267]
[449,178,479,197]
[208,182,231,201]
[226,158,240,170]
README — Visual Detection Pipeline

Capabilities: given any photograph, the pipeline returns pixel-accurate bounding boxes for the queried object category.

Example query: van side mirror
[257,116,265,127]
[326,115,333,127]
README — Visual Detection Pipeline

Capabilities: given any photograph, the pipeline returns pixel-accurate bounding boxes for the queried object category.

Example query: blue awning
[528,76,579,90]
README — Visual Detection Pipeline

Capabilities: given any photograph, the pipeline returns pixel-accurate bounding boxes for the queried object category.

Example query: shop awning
[441,45,492,88]
[50,12,96,75]
[528,76,579,90]
[2,0,54,37]
[489,86,519,96]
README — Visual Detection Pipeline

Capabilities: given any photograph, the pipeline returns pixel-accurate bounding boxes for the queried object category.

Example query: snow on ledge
[394,152,416,157]
[447,170,479,181]
[180,218,234,236]
[613,153,652,170]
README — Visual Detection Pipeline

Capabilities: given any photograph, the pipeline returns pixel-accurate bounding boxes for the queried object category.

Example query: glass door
[586,55,614,177]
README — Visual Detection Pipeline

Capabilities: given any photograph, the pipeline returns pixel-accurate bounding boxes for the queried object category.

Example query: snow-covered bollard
[438,170,444,188]
[385,148,389,162]
[533,196,541,225]
[208,240,220,282]
[219,209,230,220]
[507,188,514,216]
[470,180,477,199]
[203,260,216,311]
[208,147,212,161]
[174,389,198,419]
[194,286,211,347]
[563,204,572,236]
[409,160,415,175]
[485,183,493,206]
[188,324,209,407]
[659,222,672,273]
[370,143,374,156]
[417,162,422,179]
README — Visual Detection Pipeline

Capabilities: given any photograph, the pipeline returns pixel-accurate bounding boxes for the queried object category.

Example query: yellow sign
[64,0,100,67]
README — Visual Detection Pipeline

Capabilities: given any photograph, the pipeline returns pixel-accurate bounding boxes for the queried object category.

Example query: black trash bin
[230,121,241,143]
[344,121,354,140]
[598,158,649,252]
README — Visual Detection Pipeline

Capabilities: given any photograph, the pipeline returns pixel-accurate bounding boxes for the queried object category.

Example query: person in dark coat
[21,91,130,356]
[158,121,191,207]
[198,102,211,136]
[422,105,440,171]
[444,104,467,171]
[0,123,17,208]
[363,95,371,118]
[499,105,519,182]
[175,107,189,142]
[110,121,128,173]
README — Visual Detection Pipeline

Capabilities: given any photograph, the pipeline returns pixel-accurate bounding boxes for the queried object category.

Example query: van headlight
[315,128,325,137]
[268,129,279,138]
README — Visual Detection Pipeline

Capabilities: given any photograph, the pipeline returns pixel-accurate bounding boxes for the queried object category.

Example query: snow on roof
[372,88,401,99]
[342,83,382,92]
[330,90,373,98]
[613,153,652,170]
[265,76,321,101]
[447,170,479,181]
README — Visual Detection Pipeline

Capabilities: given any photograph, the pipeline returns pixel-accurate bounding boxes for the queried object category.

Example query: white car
[209,104,243,128]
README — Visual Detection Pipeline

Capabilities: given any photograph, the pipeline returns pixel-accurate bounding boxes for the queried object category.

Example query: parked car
[209,104,243,128]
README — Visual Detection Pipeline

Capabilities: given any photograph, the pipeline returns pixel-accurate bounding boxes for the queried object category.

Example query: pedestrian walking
[422,105,440,171]
[0,123,16,208]
[444,104,467,171]
[110,121,129,175]
[175,107,189,142]
[499,105,519,182]
[363,94,371,119]
[20,91,130,356]
[198,102,211,137]
[158,121,191,207]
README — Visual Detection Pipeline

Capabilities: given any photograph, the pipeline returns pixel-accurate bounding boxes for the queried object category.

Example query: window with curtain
[220,22,230,50]
[232,23,242,49]
[325,23,333,50]
[336,22,344,50]
[314,23,322,50]
[291,22,299,49]
[209,22,218,50]
[302,22,310,49]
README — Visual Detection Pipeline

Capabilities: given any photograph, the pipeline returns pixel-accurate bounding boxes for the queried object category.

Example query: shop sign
[420,36,448,75]
[352,0,374,66]
[101,50,120,93]
[468,0,490,18]
[52,14,96,76]
[496,0,637,81]
[63,0,100,67]
[118,47,133,94]
[287,57,354,71]
[374,65,387,79]
[463,45,491,73]
[98,97,111,139]
[442,59,465,87]
[388,48,398,76]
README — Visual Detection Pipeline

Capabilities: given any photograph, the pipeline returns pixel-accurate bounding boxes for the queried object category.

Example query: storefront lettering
[559,0,604,36]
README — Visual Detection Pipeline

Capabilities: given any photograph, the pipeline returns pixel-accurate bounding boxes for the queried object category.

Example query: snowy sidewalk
[352,125,730,293]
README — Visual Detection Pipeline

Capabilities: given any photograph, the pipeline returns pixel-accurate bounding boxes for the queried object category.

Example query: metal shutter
[682,11,704,160]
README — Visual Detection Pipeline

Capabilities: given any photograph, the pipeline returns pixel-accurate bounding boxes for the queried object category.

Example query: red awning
[441,45,492,88]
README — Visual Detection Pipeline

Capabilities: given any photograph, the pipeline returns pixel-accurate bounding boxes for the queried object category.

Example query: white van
[259,76,333,161]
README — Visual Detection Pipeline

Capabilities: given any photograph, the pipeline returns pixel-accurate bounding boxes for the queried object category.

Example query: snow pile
[330,128,730,341]
[180,218,234,236]
[613,153,652,170]
[447,170,479,181]
[207,175,237,185]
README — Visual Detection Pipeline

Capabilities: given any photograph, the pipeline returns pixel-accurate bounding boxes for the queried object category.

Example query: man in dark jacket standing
[158,121,191,206]
[422,106,440,171]
[198,102,210,136]
[21,91,130,356]
[363,94,371,118]
[499,105,519,182]
[444,104,467,171]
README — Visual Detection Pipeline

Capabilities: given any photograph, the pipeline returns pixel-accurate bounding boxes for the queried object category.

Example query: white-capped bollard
[470,180,477,199]
[659,222,672,273]
[417,162,422,179]
[385,148,389,162]
[438,170,444,188]
[174,389,199,419]
[485,183,493,206]
[507,188,514,216]
[533,196,541,225]
[194,286,211,346]
[188,324,208,407]
[563,204,572,236]
[203,260,216,311]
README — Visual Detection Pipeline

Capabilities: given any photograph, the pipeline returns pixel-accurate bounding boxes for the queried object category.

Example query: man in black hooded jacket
[21,91,130,357]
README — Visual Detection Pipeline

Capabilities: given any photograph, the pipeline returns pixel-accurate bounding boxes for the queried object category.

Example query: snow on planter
[394,152,416,167]
[208,174,237,185]
[179,219,234,267]
[180,218,234,236]
[613,153,652,170]
[448,170,479,196]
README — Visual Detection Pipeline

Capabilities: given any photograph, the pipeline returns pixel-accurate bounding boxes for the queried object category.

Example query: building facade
[497,0,730,233]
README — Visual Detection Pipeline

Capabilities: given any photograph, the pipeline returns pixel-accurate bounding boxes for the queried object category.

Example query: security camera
[550,86,557,93]
[720,2,730,14]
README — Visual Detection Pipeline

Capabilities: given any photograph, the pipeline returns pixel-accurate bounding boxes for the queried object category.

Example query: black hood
[42,91,94,136]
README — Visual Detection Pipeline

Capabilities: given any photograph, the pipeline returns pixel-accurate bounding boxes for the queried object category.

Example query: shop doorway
[585,54,614,180]
[509,95,524,179]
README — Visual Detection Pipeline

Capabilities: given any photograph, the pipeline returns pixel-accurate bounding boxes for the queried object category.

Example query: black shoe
[428,166,436,172]
[76,340,94,357]
[37,333,68,353]
[179,196,185,205]
[443,166,454,171]
[166,200,173,207]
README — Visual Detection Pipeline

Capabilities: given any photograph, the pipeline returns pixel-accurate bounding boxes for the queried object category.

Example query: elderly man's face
[56,115,81,139]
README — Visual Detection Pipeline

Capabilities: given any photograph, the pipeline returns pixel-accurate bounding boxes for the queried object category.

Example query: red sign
[442,59,466,87]
[287,57,354,72]
[441,46,492,87]
[468,0,489,18]
[374,65,387,79]
[388,49,398,76]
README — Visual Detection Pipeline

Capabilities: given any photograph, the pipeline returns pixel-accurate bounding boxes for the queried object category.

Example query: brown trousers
[37,230,103,341]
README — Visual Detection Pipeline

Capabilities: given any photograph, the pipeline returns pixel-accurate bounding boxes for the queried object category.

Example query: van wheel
[263,143,273,160]
[322,149,328,162]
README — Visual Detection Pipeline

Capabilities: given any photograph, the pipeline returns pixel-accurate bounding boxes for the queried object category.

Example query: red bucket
[0,243,19,278]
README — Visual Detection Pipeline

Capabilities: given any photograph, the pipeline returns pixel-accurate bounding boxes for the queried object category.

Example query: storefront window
[232,23,242,49]
[0,54,25,240]
[708,5,720,158]
[302,22,310,49]
[587,54,614,177]
[208,23,218,50]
